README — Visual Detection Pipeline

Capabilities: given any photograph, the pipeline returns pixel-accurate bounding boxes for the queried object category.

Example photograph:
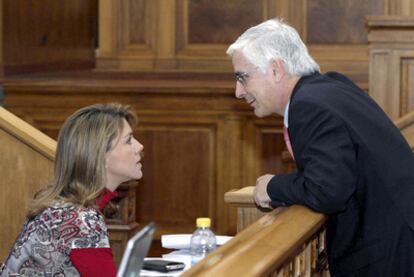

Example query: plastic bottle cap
[196,217,211,228]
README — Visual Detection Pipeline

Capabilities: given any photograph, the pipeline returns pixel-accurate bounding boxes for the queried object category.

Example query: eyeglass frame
[234,71,250,86]
[234,66,260,86]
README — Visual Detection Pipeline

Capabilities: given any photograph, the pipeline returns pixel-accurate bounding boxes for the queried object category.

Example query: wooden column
[105,182,140,266]
[224,186,268,232]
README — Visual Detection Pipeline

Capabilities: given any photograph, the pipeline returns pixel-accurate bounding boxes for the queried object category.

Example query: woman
[0,103,144,276]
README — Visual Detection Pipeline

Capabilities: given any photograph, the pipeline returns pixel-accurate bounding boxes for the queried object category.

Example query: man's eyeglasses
[235,71,249,86]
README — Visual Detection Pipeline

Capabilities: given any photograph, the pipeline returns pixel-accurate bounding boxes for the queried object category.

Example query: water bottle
[190,217,217,266]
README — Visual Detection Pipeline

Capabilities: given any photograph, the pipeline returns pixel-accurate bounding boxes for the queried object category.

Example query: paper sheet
[161,234,233,249]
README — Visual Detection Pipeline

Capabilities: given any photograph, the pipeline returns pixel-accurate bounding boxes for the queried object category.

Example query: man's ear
[270,59,286,82]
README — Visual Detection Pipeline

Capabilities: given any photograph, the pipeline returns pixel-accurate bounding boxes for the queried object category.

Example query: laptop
[117,222,155,277]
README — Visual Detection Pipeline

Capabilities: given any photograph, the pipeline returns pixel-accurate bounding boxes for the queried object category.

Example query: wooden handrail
[0,107,56,159]
[182,187,328,277]
[0,107,56,261]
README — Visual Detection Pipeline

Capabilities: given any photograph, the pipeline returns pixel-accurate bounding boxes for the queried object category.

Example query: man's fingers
[254,179,271,208]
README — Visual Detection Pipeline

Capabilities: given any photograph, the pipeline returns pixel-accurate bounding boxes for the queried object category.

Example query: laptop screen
[117,222,155,277]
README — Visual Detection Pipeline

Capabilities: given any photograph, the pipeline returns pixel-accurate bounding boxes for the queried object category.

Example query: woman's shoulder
[38,204,110,248]
[39,203,102,226]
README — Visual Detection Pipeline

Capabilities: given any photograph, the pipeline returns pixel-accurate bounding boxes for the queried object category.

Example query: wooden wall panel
[118,0,156,54]
[96,0,384,89]
[187,0,263,44]
[127,0,147,44]
[369,50,392,114]
[0,2,3,78]
[401,59,414,115]
[135,125,214,233]
[0,129,54,261]
[388,0,414,16]
[175,0,278,57]
[368,17,414,119]
[2,0,97,75]
[260,130,287,174]
[307,0,384,44]
[241,119,295,189]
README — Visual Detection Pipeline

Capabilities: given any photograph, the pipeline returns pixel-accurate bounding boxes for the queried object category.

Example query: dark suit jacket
[267,72,414,276]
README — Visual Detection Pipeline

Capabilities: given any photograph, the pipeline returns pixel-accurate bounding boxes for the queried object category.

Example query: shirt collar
[284,100,290,128]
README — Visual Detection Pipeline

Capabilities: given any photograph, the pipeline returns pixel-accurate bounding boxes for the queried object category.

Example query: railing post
[105,181,139,266]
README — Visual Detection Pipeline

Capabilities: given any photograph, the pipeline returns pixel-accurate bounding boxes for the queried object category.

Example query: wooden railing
[0,107,137,265]
[0,107,56,262]
[182,187,329,277]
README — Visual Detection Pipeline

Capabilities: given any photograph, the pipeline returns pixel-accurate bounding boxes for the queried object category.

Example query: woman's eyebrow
[123,132,133,138]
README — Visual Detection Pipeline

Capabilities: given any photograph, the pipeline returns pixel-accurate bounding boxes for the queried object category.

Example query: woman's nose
[134,139,144,153]
[137,141,144,152]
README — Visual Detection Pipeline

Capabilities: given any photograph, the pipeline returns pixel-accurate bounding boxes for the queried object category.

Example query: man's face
[232,51,284,117]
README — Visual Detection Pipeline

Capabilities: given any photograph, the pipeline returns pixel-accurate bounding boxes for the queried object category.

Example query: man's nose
[235,82,246,99]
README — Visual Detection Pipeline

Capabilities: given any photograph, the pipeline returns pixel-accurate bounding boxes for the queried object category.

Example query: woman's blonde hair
[27,103,137,219]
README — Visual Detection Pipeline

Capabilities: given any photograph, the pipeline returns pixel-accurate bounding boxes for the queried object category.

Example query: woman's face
[105,119,144,191]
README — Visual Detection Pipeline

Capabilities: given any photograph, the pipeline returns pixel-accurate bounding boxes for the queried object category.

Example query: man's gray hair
[226,18,320,76]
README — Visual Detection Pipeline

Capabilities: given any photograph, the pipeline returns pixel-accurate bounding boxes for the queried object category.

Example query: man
[226,18,414,277]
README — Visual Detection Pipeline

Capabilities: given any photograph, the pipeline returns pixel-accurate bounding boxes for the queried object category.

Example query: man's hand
[253,174,274,209]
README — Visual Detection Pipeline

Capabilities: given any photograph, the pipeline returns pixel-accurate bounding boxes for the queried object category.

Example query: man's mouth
[247,99,256,106]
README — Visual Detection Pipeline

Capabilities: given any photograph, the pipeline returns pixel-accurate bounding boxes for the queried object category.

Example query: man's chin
[254,109,269,118]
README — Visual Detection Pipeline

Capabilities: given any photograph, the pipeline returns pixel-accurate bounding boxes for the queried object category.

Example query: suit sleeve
[267,101,357,214]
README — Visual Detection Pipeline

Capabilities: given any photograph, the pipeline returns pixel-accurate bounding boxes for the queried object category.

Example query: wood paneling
[136,125,213,231]
[97,0,278,71]
[389,0,414,16]
[0,129,54,261]
[96,0,383,89]
[187,0,262,44]
[260,128,286,174]
[127,0,147,44]
[2,0,97,75]
[0,2,3,78]
[401,59,414,115]
[1,0,412,83]
[368,16,414,119]
[98,0,157,64]
[307,0,383,44]
[0,108,56,262]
